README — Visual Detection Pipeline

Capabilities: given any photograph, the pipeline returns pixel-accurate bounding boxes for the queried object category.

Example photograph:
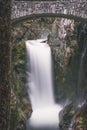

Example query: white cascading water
[26,39,62,130]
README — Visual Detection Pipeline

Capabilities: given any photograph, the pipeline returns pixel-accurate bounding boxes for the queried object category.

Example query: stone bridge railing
[11,0,87,22]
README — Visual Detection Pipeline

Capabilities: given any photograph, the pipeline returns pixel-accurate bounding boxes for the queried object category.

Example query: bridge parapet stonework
[11,0,87,20]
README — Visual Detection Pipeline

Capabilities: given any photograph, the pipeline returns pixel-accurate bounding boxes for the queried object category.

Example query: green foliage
[13,41,26,62]
[17,107,23,120]
[10,39,27,130]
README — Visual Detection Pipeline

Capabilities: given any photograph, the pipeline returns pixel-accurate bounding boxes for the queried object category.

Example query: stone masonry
[11,0,87,20]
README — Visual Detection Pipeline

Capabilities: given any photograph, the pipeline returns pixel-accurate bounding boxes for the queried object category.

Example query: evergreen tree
[0,0,11,130]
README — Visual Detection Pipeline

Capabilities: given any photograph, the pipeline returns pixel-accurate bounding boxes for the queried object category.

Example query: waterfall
[26,39,62,130]
[77,42,87,105]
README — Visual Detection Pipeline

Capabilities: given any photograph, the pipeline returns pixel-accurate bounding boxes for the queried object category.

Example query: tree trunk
[0,0,11,130]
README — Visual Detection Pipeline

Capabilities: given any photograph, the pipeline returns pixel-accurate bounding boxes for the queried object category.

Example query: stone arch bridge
[11,0,87,25]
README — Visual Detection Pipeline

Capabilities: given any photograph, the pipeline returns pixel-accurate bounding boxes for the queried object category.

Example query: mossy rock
[59,103,76,130]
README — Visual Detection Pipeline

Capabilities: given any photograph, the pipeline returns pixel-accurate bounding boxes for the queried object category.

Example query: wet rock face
[48,18,79,101]
[59,23,87,130]
[59,103,76,130]
[72,104,87,130]
[76,23,87,101]
[60,102,87,130]
[77,23,87,52]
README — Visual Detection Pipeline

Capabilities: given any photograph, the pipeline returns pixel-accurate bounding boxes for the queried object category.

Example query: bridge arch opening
[12,13,87,27]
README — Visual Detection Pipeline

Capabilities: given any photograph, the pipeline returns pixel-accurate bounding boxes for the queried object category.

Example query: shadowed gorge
[10,17,87,130]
